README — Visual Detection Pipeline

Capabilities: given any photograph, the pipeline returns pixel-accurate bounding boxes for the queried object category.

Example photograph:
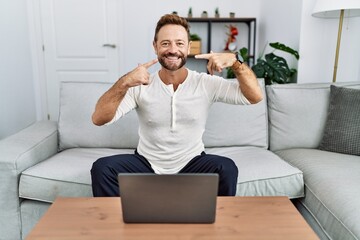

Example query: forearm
[195,52,263,104]
[92,59,156,126]
[231,61,263,104]
[92,77,129,126]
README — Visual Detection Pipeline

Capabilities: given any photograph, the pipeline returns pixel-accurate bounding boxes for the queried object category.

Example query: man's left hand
[195,52,236,75]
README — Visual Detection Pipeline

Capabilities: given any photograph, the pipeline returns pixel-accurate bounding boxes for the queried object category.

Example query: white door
[40,0,119,120]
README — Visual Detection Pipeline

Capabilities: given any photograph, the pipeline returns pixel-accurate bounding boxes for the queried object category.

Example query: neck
[159,67,188,91]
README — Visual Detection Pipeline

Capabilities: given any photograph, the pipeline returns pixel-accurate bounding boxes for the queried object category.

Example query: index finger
[142,58,158,68]
[194,53,214,59]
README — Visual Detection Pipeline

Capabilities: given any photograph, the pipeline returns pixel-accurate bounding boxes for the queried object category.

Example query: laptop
[117,173,219,223]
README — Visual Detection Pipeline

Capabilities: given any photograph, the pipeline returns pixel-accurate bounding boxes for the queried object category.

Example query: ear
[188,41,192,55]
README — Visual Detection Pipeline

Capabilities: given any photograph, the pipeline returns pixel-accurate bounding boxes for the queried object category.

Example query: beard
[158,52,187,71]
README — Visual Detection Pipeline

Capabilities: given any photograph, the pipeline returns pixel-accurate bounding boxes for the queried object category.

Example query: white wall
[298,0,360,83]
[257,0,302,70]
[0,0,36,139]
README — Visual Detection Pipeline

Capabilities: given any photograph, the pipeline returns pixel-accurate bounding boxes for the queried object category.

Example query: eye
[161,42,170,47]
[177,42,185,47]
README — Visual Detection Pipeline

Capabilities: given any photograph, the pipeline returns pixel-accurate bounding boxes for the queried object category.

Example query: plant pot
[190,41,201,55]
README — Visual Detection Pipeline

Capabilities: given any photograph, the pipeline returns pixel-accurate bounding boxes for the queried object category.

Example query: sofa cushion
[206,147,304,198]
[19,146,303,202]
[19,148,134,202]
[275,148,360,240]
[59,82,139,151]
[319,85,360,156]
[203,79,268,148]
[266,82,360,151]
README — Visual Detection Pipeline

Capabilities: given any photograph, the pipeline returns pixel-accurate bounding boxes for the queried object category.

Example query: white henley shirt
[108,69,251,174]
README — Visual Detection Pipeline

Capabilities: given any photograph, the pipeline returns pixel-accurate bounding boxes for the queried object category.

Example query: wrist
[117,75,131,90]
[231,60,243,71]
[231,53,237,66]
[234,51,243,64]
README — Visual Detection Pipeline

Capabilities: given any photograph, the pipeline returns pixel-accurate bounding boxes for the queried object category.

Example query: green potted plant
[227,42,300,85]
[215,7,220,18]
[188,7,192,18]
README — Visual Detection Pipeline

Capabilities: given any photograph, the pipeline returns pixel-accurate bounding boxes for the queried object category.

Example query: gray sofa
[1,79,359,240]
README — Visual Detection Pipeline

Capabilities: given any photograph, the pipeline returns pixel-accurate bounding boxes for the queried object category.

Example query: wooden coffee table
[26,197,318,240]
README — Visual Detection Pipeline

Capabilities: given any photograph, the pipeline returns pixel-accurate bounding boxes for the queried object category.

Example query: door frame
[27,0,48,120]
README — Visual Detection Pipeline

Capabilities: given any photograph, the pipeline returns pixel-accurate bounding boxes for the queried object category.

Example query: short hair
[154,14,190,42]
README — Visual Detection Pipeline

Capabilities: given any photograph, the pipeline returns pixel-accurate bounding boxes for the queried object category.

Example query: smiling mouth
[164,53,180,58]
[166,56,180,61]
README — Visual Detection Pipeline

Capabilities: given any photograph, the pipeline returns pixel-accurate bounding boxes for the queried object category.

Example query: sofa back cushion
[59,82,139,151]
[203,79,268,148]
[266,82,360,151]
[318,85,360,155]
[59,79,268,150]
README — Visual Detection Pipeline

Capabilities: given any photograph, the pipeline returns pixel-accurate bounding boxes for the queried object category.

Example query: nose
[168,42,178,53]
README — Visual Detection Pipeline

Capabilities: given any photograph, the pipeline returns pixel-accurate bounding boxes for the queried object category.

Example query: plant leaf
[226,67,235,78]
[239,47,249,62]
[269,42,300,60]
[265,53,291,83]
[252,53,292,84]
[190,34,201,41]
[252,59,267,78]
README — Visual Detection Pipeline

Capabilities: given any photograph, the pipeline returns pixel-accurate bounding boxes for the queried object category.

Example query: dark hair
[154,14,190,42]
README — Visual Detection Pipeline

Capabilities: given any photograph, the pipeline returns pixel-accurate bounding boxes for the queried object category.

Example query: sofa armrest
[0,120,58,240]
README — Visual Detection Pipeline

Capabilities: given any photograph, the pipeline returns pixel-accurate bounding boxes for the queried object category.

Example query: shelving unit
[186,17,256,66]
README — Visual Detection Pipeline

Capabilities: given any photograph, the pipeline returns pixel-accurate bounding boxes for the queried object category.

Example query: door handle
[102,44,116,48]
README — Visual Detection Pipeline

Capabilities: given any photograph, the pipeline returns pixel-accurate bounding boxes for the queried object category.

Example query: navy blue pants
[91,150,238,197]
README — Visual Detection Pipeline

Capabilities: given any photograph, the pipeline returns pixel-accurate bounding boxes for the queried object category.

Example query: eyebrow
[160,39,186,43]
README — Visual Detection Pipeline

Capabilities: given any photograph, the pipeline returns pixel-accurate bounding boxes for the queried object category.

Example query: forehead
[157,24,188,42]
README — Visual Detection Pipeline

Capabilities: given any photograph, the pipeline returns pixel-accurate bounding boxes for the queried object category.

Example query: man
[91,14,263,197]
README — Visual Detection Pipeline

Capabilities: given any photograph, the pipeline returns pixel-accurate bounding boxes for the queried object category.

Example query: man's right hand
[122,59,158,88]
